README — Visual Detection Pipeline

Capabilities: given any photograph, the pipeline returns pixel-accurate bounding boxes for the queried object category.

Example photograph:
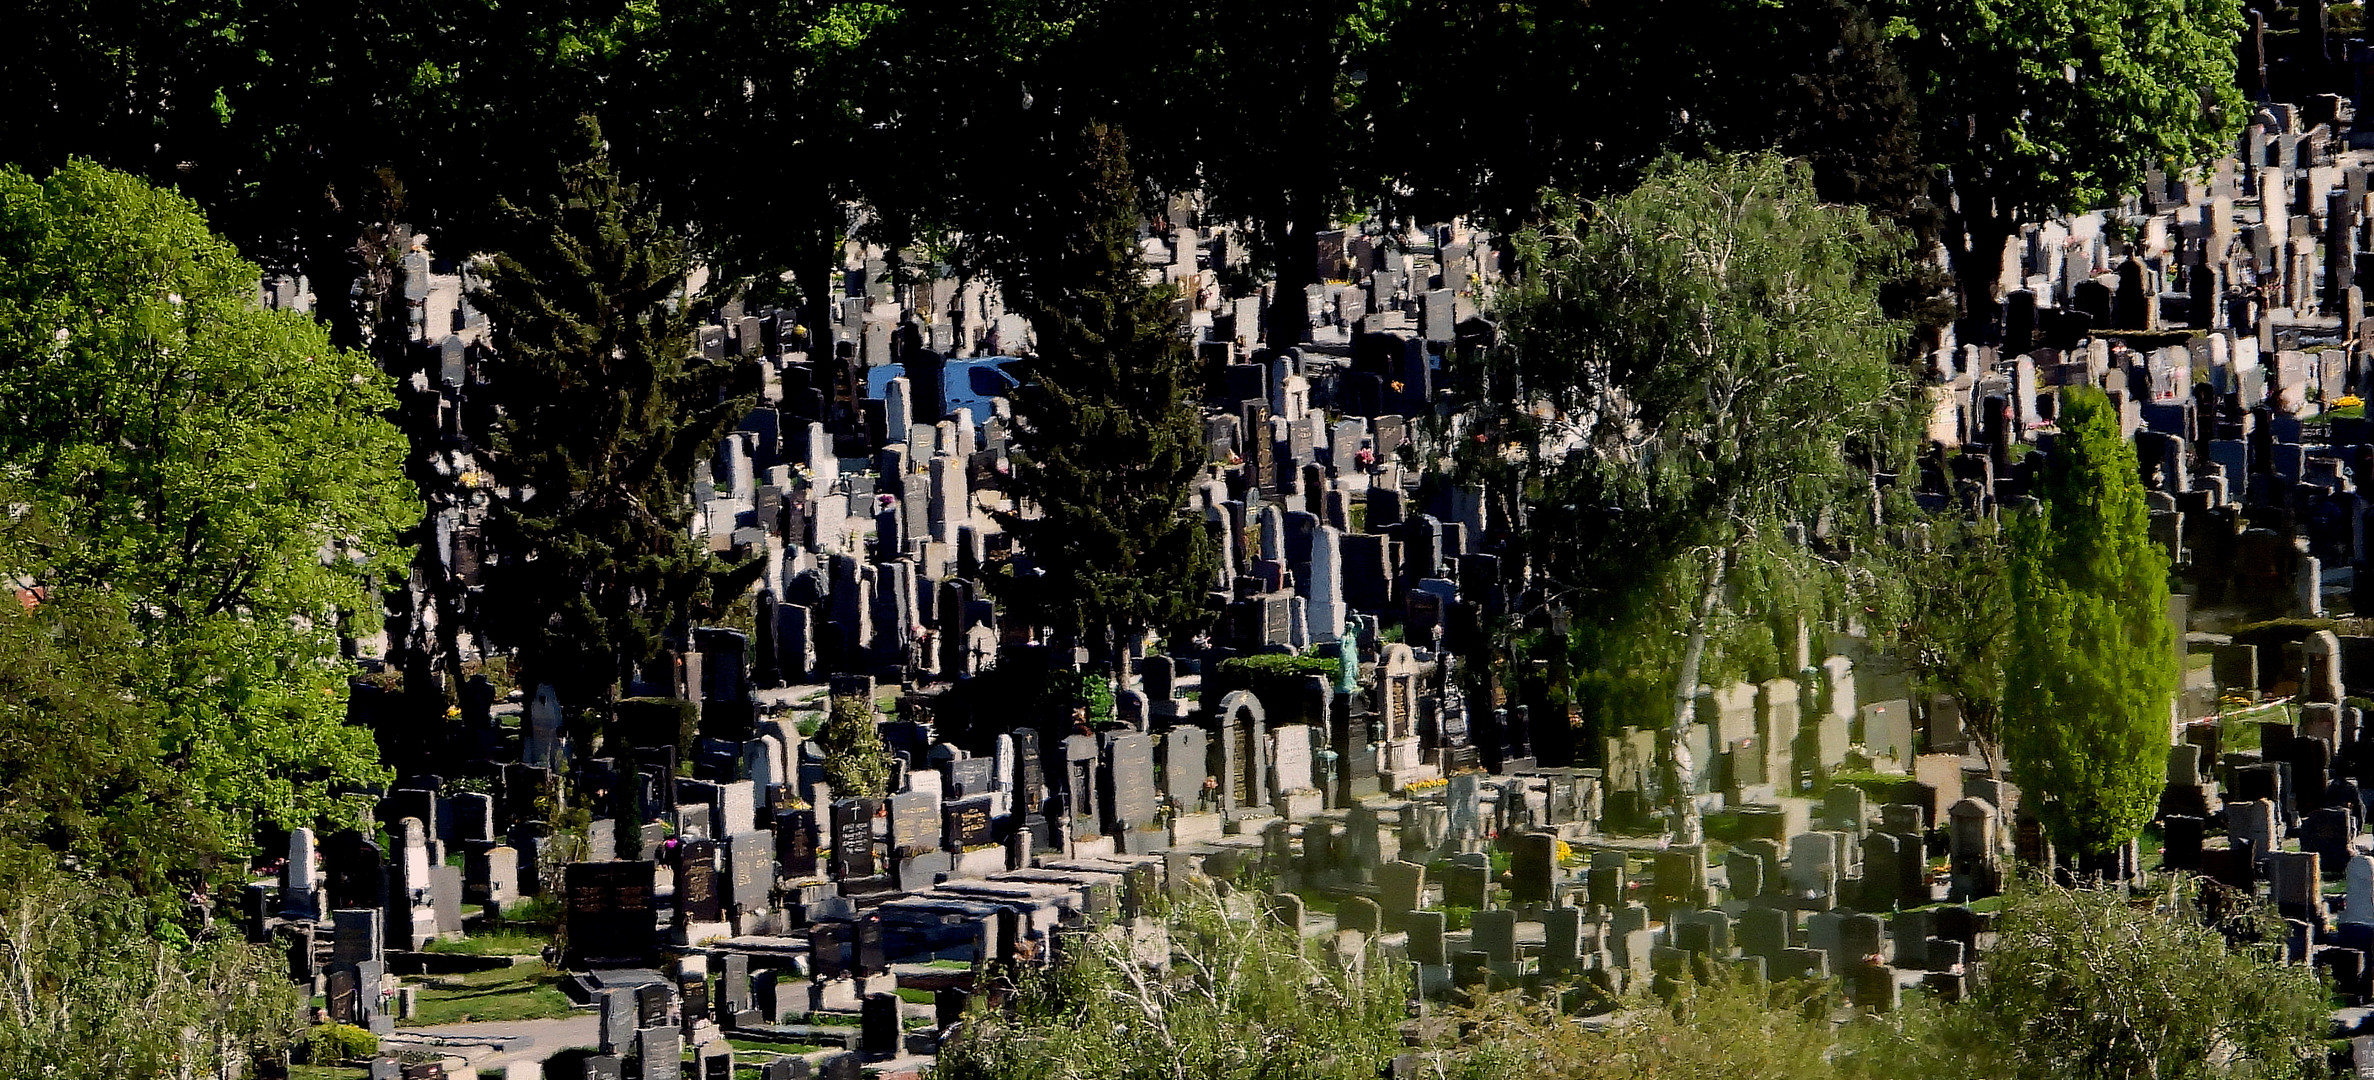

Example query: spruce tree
[983,124,1214,659]
[472,122,758,711]
[2002,387,2177,860]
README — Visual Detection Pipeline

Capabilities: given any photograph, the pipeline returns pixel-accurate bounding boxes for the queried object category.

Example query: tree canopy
[1487,153,1913,834]
[1883,0,2246,318]
[472,126,759,710]
[0,159,411,841]
[984,124,1216,658]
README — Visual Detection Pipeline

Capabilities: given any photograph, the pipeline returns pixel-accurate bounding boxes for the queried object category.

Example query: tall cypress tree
[472,122,758,710]
[984,123,1214,660]
[2002,386,2177,861]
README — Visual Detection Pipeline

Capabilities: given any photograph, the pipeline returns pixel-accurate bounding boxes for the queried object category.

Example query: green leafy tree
[1882,0,2246,320]
[0,160,410,839]
[816,694,891,800]
[981,124,1215,660]
[1486,154,1911,840]
[2002,387,2176,860]
[0,579,223,903]
[471,125,759,712]
[1869,510,2015,772]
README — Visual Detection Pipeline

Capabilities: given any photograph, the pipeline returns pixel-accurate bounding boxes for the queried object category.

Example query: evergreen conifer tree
[984,124,1214,659]
[472,122,759,711]
[2002,386,2177,860]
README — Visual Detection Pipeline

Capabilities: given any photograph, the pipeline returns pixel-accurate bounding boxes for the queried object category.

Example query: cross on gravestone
[776,809,821,879]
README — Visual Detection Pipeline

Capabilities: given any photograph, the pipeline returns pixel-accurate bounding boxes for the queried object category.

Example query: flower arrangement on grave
[1402,777,1449,795]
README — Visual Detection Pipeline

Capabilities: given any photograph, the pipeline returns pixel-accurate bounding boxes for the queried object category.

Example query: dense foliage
[0,872,302,1080]
[1883,0,2248,315]
[816,694,893,800]
[472,127,759,709]
[0,160,409,842]
[2002,388,2178,858]
[1487,154,1913,828]
[984,124,1215,659]
[937,893,1410,1080]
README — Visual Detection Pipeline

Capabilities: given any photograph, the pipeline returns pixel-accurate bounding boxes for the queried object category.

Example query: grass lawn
[894,987,933,1005]
[401,961,579,1026]
[291,1067,368,1080]
[425,927,554,957]
[726,1037,825,1055]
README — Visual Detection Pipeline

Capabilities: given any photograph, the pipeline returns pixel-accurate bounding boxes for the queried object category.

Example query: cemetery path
[395,1011,599,1073]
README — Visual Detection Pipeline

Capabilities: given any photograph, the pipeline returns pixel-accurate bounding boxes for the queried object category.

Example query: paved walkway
[391,1011,599,1074]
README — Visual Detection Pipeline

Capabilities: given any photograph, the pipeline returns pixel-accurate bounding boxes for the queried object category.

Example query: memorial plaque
[727,831,772,911]
[775,809,820,879]
[638,983,670,1027]
[831,799,878,879]
[676,840,722,924]
[581,1055,625,1080]
[889,790,942,853]
[947,757,995,799]
[944,796,994,849]
[563,861,659,968]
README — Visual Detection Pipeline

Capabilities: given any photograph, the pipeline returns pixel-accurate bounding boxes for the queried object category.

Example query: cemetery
[195,94,2374,1077]
[6,2,2374,1079]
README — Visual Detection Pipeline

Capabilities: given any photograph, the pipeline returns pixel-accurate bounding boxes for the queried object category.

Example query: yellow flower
[2338,395,2364,409]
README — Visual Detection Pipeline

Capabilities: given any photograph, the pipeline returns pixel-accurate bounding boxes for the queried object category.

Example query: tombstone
[777,808,822,880]
[1214,691,1272,820]
[1946,798,2000,901]
[1102,732,1166,851]
[831,798,880,880]
[675,839,724,929]
[562,861,659,968]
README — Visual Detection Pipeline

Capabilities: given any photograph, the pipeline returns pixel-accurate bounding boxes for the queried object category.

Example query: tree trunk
[1264,212,1319,350]
[1664,544,1733,847]
[1941,174,2013,345]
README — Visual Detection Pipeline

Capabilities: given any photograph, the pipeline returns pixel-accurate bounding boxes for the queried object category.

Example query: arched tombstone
[1213,691,1272,821]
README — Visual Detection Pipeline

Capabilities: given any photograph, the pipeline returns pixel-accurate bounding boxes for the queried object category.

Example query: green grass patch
[925,958,971,970]
[894,987,933,1005]
[727,1037,826,1055]
[291,1067,369,1080]
[424,927,553,957]
[401,961,578,1026]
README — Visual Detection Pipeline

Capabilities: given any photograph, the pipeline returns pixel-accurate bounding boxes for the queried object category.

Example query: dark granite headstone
[676,840,723,924]
[776,809,820,879]
[563,862,659,968]
[944,796,995,849]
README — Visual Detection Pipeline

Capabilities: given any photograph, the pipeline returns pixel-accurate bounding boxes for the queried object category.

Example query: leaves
[984,124,1215,655]
[2002,387,2177,856]
[473,124,758,708]
[0,160,409,841]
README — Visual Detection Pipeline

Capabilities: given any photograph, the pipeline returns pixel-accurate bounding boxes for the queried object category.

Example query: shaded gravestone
[563,862,659,968]
[831,798,880,879]
[727,831,773,912]
[676,840,723,925]
[776,808,821,879]
[944,796,994,850]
